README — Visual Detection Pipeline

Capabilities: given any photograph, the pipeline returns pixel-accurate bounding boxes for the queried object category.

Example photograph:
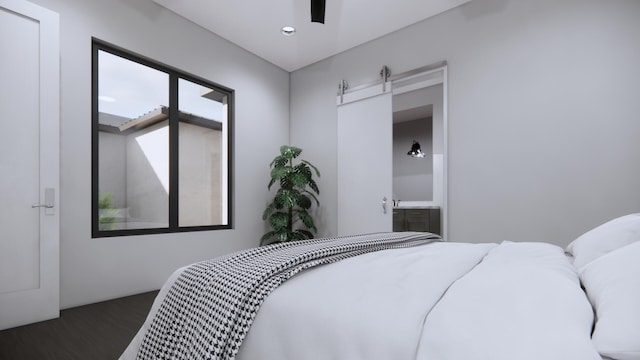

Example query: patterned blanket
[136,232,440,360]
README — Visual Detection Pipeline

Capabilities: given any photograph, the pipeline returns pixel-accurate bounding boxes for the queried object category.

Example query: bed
[121,214,640,360]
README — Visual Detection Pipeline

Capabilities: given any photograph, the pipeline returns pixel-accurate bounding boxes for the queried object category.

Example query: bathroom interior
[392,83,444,235]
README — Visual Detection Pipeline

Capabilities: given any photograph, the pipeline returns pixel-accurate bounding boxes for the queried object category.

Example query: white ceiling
[153,0,470,72]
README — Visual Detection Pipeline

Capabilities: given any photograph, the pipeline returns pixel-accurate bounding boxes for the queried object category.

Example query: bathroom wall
[393,117,433,201]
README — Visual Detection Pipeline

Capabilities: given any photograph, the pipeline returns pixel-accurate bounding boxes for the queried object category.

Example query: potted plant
[98,191,117,230]
[261,145,320,245]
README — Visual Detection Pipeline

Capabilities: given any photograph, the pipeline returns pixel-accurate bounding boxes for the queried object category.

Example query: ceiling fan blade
[311,0,326,24]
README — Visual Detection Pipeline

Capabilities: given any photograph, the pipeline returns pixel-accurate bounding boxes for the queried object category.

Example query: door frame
[391,65,448,241]
[336,63,448,240]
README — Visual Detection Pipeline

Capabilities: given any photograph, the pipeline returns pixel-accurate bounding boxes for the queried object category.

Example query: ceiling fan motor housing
[311,0,326,24]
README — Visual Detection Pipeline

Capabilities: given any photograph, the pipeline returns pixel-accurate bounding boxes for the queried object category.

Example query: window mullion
[169,74,179,230]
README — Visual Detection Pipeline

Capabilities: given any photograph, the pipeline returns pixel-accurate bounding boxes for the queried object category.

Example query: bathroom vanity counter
[392,206,441,235]
[393,205,440,209]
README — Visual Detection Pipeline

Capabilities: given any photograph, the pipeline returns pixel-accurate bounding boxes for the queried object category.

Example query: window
[92,39,233,237]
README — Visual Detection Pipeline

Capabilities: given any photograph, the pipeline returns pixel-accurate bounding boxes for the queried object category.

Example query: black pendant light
[311,0,326,24]
[407,141,426,158]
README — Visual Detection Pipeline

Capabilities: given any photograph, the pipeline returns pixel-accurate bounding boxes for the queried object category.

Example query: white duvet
[121,241,601,360]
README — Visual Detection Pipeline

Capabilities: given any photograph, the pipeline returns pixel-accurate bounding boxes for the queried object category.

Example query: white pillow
[580,241,640,360]
[565,214,640,271]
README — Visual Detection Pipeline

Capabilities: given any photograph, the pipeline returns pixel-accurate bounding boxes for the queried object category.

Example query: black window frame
[91,38,234,238]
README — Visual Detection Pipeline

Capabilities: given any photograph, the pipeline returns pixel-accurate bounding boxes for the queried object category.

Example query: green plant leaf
[98,192,117,230]
[98,191,113,209]
[269,212,289,231]
[308,178,320,195]
[270,155,288,168]
[295,163,313,181]
[280,145,302,159]
[290,231,305,241]
[297,209,317,232]
[262,203,275,220]
[295,229,314,240]
[277,230,293,243]
[290,172,308,187]
[267,177,276,190]
[271,166,290,180]
[260,231,277,246]
[280,175,293,190]
[301,190,320,206]
[296,194,312,210]
[301,160,320,177]
[273,197,285,209]
[276,188,300,208]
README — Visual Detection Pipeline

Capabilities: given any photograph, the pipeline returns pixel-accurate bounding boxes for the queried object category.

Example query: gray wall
[394,84,444,154]
[30,0,290,308]
[178,123,223,227]
[290,0,640,246]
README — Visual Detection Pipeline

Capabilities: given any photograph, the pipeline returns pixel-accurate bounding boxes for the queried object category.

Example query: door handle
[32,188,55,214]
[382,197,387,214]
[32,204,54,208]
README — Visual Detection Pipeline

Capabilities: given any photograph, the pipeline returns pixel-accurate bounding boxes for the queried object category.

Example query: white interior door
[337,83,393,236]
[0,0,60,330]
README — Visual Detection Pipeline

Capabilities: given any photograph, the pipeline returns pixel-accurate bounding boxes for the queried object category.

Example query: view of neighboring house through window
[92,40,233,237]
[178,78,228,227]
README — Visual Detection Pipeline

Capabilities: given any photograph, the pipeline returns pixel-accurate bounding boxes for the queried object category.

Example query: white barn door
[0,0,60,330]
[337,83,393,236]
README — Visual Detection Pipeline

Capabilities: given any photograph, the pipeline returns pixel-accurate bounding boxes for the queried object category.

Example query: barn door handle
[382,197,387,214]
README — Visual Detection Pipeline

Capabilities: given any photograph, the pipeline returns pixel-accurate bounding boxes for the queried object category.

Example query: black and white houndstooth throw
[136,232,440,360]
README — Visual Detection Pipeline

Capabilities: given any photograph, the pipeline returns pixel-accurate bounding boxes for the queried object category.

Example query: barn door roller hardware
[337,65,392,104]
[380,65,391,92]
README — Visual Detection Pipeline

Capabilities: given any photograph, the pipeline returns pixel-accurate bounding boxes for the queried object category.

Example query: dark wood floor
[0,290,158,360]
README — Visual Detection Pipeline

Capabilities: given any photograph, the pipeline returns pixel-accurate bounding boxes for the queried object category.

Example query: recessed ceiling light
[281,26,296,36]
